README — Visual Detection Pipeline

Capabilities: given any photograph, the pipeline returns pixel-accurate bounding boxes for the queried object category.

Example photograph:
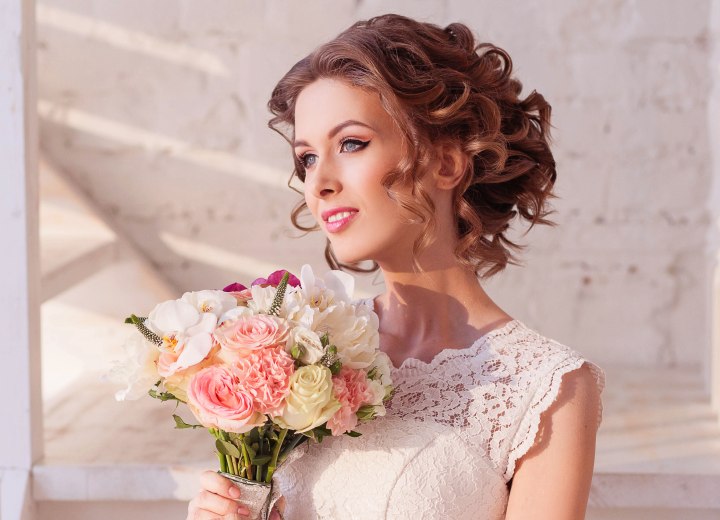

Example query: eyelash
[297,138,370,171]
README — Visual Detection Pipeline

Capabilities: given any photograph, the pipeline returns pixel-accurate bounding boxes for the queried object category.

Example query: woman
[187,13,605,520]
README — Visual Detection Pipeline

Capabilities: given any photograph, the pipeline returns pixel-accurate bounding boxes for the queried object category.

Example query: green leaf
[356,405,376,421]
[320,333,330,347]
[345,430,362,437]
[329,360,342,375]
[172,414,203,429]
[215,439,241,459]
[250,455,272,465]
[290,344,304,360]
[148,389,180,402]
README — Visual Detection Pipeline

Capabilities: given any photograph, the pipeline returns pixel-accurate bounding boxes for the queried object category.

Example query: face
[293,78,423,267]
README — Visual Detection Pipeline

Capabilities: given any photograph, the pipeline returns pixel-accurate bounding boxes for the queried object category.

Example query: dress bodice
[274,302,606,519]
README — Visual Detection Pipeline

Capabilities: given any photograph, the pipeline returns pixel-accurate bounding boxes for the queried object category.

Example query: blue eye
[298,153,317,169]
[341,138,369,153]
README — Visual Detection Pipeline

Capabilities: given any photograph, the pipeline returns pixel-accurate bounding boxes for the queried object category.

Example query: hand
[187,470,250,520]
[268,496,286,520]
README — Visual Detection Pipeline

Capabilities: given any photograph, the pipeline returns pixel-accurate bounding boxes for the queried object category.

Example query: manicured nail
[228,485,240,498]
[238,506,250,515]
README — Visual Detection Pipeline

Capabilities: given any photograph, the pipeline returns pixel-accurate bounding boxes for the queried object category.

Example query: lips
[321,207,359,222]
[321,207,359,234]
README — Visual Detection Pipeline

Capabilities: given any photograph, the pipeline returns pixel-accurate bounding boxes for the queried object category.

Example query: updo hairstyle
[268,13,557,278]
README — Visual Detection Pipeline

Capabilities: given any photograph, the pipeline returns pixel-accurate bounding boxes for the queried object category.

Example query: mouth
[322,207,359,234]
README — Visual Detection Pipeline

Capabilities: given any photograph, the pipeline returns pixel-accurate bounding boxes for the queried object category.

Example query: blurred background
[2,0,719,519]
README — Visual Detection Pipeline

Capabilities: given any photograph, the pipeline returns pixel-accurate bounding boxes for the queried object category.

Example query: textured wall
[36,0,719,371]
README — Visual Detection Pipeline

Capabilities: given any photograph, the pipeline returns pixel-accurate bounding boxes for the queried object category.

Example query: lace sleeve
[503,351,606,482]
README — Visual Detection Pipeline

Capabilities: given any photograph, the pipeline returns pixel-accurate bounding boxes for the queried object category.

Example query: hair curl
[268,13,557,278]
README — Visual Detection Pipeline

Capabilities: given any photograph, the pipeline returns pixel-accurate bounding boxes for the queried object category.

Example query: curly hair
[267,13,557,279]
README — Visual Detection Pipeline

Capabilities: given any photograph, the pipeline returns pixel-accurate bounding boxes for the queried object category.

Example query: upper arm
[504,362,602,520]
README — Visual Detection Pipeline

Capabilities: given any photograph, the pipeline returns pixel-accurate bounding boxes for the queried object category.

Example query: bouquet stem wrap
[219,442,308,520]
[219,472,276,520]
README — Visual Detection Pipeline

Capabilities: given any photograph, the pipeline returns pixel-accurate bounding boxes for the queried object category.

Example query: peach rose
[186,365,266,433]
[213,315,289,354]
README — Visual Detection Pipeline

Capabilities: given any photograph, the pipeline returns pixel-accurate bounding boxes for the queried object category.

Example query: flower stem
[265,428,288,483]
[239,434,253,480]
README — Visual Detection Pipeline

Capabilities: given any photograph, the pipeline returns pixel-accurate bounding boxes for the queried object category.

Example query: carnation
[327,367,374,435]
[234,346,295,416]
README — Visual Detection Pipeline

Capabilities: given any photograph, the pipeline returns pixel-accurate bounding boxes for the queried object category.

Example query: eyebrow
[293,120,374,148]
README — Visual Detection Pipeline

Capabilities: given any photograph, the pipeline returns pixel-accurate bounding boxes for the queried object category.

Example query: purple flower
[251,269,301,288]
[222,282,247,292]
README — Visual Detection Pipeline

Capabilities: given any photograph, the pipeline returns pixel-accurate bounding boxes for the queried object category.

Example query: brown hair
[268,13,557,278]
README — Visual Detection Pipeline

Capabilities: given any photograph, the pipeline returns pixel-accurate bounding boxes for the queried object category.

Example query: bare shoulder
[505,362,602,520]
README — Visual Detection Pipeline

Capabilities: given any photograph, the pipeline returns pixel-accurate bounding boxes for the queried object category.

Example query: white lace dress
[275,303,606,519]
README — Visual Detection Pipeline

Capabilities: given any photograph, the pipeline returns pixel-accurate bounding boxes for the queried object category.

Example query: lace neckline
[388,318,521,372]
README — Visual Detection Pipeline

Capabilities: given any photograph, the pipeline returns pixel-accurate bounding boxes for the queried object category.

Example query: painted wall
[35,0,719,373]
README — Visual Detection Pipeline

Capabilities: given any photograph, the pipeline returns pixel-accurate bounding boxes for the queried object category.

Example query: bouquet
[113,265,393,519]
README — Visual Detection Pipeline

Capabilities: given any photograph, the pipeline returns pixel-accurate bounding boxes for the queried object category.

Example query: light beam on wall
[36,4,229,77]
[38,99,288,189]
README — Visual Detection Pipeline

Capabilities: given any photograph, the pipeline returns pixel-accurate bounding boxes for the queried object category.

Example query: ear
[433,142,468,191]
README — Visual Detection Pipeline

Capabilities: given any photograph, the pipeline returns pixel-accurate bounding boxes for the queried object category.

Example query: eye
[340,138,369,153]
[298,152,317,170]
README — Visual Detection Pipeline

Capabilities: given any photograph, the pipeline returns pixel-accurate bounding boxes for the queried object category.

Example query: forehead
[294,78,391,138]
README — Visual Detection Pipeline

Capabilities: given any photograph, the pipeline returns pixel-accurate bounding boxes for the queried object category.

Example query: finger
[193,490,246,517]
[199,470,242,500]
[186,505,225,520]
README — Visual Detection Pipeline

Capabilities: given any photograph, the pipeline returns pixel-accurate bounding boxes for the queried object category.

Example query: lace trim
[504,357,606,482]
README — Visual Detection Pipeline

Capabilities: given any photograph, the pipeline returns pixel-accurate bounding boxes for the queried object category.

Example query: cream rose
[273,365,341,433]
[320,301,379,369]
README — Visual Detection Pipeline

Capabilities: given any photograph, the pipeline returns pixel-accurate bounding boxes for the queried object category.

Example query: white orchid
[145,299,218,373]
[299,264,355,310]
[180,290,237,318]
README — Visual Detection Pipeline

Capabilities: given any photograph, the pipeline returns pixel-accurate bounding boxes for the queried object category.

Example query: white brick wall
[35,0,719,373]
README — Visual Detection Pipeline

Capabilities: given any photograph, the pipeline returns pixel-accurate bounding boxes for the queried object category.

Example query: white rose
[288,326,326,364]
[273,365,341,432]
[180,290,237,318]
[109,333,160,401]
[320,301,379,369]
[368,351,394,387]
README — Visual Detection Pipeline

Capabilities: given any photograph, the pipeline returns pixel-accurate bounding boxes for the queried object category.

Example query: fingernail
[228,485,240,498]
[238,506,250,516]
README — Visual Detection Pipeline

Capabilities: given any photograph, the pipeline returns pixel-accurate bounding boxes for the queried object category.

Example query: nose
[307,156,342,199]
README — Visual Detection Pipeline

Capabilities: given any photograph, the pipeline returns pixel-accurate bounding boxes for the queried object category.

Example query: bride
[187,13,604,520]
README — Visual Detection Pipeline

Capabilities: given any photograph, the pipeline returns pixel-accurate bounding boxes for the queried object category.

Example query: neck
[372,254,512,363]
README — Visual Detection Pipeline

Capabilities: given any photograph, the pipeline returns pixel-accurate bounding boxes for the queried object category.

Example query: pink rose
[327,367,374,436]
[213,315,289,354]
[187,365,266,433]
[234,346,295,416]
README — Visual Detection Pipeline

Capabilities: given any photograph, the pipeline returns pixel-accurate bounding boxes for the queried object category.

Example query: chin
[330,242,376,266]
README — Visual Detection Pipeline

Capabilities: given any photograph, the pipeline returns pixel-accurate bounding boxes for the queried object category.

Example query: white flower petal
[146,299,200,335]
[173,333,213,370]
